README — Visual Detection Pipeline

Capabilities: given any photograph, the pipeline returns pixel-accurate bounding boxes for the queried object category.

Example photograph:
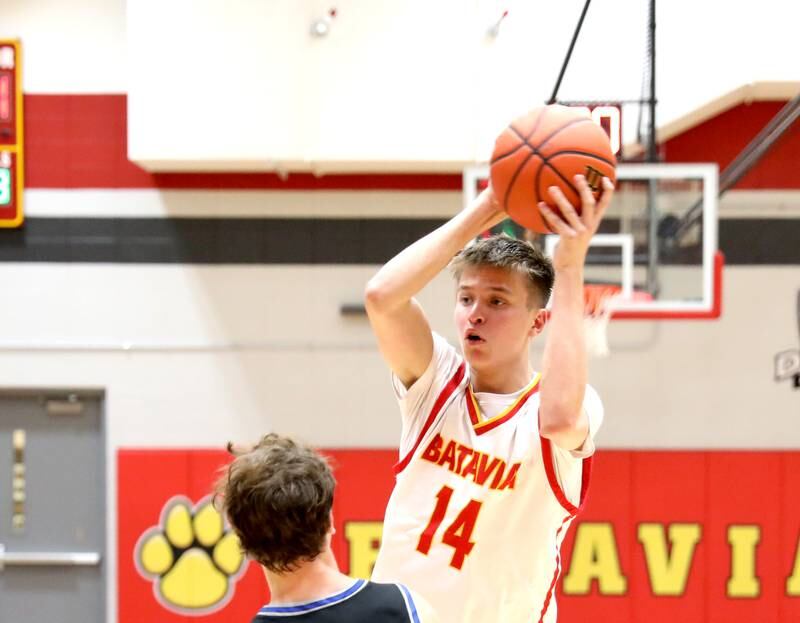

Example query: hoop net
[583,284,621,358]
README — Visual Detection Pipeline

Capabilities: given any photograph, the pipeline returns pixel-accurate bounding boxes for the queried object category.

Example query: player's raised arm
[364,188,505,388]
[537,175,614,450]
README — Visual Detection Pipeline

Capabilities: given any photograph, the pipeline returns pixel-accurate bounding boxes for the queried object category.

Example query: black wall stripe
[0,217,797,265]
[719,219,800,265]
[0,218,442,264]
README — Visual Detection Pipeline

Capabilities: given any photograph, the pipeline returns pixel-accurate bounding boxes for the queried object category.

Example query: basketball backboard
[463,162,723,320]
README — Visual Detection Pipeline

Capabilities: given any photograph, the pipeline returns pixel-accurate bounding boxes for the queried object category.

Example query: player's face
[454,265,542,370]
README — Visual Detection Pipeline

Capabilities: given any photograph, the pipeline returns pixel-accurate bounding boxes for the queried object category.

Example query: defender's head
[216,433,335,573]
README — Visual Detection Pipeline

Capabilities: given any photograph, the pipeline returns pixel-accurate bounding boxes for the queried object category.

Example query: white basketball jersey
[372,334,603,623]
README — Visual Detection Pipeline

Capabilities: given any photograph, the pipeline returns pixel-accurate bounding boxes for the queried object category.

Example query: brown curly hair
[215,433,335,573]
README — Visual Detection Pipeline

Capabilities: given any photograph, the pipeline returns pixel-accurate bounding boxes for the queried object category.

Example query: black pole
[795,289,800,388]
[645,0,659,295]
[548,0,593,105]
[647,0,657,161]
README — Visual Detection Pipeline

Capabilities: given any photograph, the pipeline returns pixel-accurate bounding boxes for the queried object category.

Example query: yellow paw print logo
[135,495,247,614]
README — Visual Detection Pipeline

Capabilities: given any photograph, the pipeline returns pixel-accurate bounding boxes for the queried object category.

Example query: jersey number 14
[416,485,483,570]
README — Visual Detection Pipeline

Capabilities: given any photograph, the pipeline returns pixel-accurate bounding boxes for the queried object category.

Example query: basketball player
[216,433,439,622]
[365,175,614,623]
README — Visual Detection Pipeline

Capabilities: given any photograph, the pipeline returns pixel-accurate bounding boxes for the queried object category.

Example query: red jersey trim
[536,421,594,619]
[393,363,466,475]
[539,433,593,515]
[537,515,574,623]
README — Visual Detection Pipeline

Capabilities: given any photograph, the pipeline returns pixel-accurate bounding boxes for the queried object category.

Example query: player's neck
[470,359,535,394]
[263,549,354,606]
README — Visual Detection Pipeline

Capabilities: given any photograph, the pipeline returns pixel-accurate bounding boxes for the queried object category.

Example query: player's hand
[538,175,614,270]
[471,184,507,232]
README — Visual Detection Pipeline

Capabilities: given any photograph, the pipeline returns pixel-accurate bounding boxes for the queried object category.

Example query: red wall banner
[118,449,800,622]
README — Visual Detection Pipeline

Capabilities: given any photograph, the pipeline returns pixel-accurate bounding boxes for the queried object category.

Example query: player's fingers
[539,202,577,237]
[546,186,586,233]
[594,177,615,222]
[574,174,597,222]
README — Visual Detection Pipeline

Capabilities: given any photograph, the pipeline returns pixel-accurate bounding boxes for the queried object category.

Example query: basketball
[490,104,617,233]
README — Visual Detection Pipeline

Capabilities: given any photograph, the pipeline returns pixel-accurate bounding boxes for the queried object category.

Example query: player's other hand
[538,175,614,270]
[471,184,507,232]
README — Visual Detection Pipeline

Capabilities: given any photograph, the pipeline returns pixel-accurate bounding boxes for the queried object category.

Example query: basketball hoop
[583,284,621,358]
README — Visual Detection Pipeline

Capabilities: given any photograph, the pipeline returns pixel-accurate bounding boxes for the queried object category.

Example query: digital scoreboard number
[0,40,23,228]
[565,103,623,157]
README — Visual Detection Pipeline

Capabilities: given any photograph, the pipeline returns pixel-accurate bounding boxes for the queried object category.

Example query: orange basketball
[489,104,616,233]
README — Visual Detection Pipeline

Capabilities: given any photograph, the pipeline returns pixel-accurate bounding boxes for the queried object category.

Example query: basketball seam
[500,122,544,164]
[500,109,549,210]
[534,163,554,234]
[492,114,595,167]
[491,143,525,164]
[502,151,539,212]
[491,143,530,165]
[509,124,543,156]
[537,118,594,152]
[541,160,581,202]
[490,111,547,164]
[546,149,616,168]
[519,107,548,143]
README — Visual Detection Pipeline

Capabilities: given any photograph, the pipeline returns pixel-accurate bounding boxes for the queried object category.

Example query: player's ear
[530,309,547,337]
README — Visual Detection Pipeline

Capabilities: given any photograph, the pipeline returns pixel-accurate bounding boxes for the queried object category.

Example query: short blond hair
[450,235,554,308]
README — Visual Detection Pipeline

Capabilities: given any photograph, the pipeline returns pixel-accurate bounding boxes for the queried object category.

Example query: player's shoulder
[363,581,439,623]
[360,579,405,597]
[583,382,603,408]
[431,332,461,364]
[431,333,466,378]
[405,332,464,393]
[359,580,410,609]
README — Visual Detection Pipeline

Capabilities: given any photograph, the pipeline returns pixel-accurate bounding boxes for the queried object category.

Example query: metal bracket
[0,544,101,571]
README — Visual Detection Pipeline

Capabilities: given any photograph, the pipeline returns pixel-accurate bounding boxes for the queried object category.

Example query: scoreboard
[564,103,623,157]
[0,40,23,228]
